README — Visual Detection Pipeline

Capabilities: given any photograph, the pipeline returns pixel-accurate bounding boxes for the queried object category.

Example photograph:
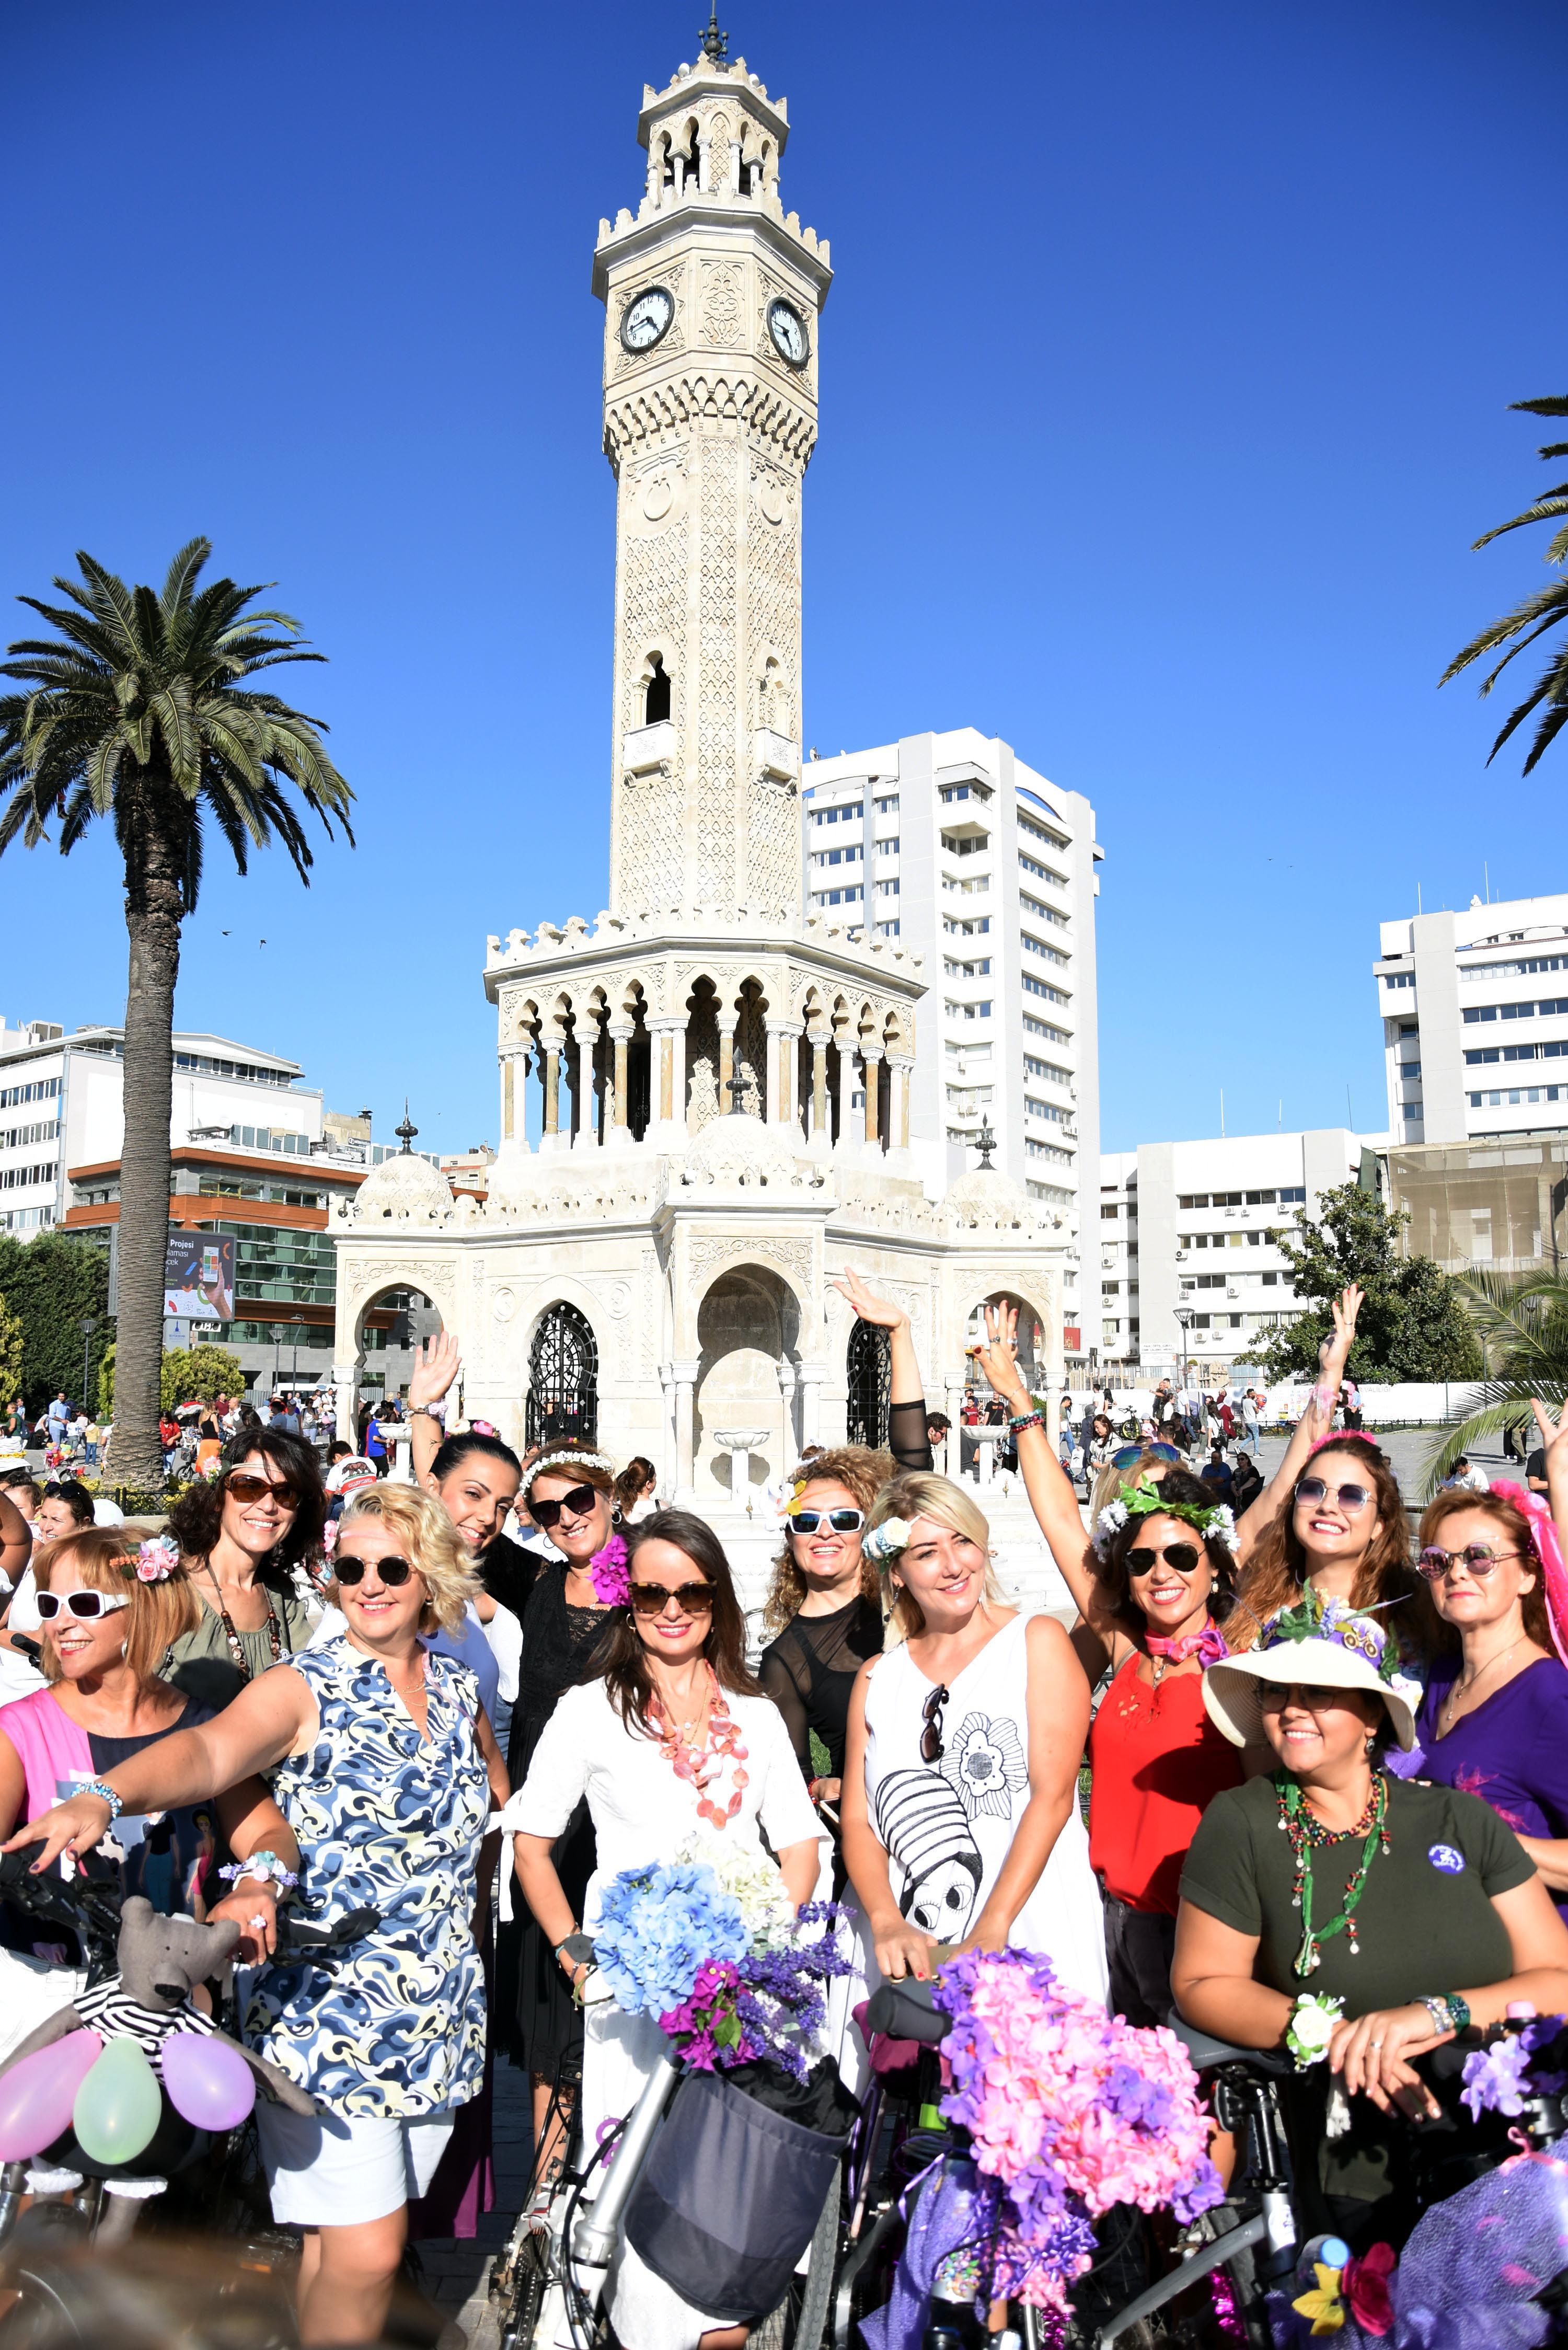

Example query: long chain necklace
[1278,1771,1389,1977]
[649,1662,749,1830]
[202,1561,282,1682]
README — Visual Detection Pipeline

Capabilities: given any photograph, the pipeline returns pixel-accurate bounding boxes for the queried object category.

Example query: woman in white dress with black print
[841,1471,1108,2005]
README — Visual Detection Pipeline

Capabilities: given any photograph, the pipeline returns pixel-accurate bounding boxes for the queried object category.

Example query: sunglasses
[629,1581,715,1616]
[1257,1683,1360,1712]
[1295,1477,1372,1513]
[790,1507,866,1535]
[530,1482,599,1529]
[1126,1541,1203,1575]
[37,1588,130,1621]
[1111,1443,1181,1469]
[1417,1545,1524,1583]
[43,1481,91,1500]
[333,1556,416,1587]
[920,1682,950,1763]
[226,1471,301,1510]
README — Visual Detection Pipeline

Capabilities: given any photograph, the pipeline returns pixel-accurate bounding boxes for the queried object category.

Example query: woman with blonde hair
[9,1484,509,2349]
[840,1470,1107,2000]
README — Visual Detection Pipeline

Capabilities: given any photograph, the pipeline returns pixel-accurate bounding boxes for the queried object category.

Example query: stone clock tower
[592,23,830,920]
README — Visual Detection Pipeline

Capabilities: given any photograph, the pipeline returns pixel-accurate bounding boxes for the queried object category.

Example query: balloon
[72,2037,162,2165]
[0,2031,103,2160]
[161,2031,256,2132]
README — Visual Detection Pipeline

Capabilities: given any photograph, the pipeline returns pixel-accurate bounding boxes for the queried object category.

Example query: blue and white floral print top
[248,1643,490,2118]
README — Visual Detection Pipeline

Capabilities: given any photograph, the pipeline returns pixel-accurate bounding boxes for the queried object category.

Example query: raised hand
[408,1330,462,1411]
[971,1301,1031,1411]
[1530,1396,1568,1479]
[829,1268,909,1331]
[1320,1284,1364,1379]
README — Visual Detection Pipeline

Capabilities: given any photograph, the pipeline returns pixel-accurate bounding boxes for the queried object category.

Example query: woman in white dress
[841,1471,1108,2005]
[508,1509,828,2350]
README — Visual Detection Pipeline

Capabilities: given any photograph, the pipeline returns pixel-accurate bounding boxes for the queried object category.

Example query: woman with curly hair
[163,1428,326,1707]
[758,1444,891,1809]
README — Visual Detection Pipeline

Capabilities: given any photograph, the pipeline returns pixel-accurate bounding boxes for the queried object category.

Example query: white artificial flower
[1290,1996,1339,2059]
[863,1516,914,1564]
[1204,1504,1237,1545]
[677,1832,795,1943]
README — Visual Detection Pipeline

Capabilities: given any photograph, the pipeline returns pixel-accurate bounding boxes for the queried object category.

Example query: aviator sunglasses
[790,1507,866,1535]
[629,1580,715,1616]
[1126,1541,1204,1575]
[529,1482,599,1529]
[1417,1543,1525,1583]
[1295,1475,1373,1514]
[36,1588,130,1621]
[334,1556,416,1587]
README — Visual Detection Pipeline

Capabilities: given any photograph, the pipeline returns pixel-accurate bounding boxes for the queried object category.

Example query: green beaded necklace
[1277,1771,1390,1978]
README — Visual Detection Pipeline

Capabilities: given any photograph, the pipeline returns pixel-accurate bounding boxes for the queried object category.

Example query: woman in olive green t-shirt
[1174,1600,1568,2123]
[160,1433,325,1709]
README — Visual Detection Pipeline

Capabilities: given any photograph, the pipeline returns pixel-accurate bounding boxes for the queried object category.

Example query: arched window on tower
[526,1302,599,1447]
[846,1320,892,1449]
[644,654,671,725]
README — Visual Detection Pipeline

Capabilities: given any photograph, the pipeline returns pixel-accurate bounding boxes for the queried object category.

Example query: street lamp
[1173,1306,1196,1407]
[289,1312,303,1390]
[271,1323,286,1397]
[78,1315,97,1413]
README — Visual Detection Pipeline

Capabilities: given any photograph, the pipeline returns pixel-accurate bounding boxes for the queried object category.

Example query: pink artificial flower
[135,1535,180,1582]
[321,1519,338,1558]
[591,1533,630,1607]
[1343,2242,1396,2335]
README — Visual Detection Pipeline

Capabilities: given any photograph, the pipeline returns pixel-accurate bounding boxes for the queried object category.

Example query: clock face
[620,286,674,354]
[767,297,810,368]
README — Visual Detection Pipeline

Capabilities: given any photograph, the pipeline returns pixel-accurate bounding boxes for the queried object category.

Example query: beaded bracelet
[219,1850,300,1892]
[1420,1992,1470,2038]
[1009,1410,1044,1434]
[78,1778,123,1822]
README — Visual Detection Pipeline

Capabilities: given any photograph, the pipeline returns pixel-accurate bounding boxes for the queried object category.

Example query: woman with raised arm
[5,1487,509,2348]
[840,1473,1107,2001]
[828,1268,939,1473]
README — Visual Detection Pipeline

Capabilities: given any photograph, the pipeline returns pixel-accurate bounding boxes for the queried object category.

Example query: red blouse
[1088,1652,1243,1914]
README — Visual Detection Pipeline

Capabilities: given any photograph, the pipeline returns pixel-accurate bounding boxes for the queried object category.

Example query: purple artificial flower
[590,1533,630,1606]
[1461,2035,1535,2120]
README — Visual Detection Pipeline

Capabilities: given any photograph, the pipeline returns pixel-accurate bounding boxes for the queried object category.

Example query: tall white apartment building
[800,729,1101,1353]
[1375,891,1568,1146]
[1099,1129,1373,1376]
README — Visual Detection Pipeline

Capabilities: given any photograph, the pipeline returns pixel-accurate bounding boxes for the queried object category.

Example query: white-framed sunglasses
[36,1589,131,1622]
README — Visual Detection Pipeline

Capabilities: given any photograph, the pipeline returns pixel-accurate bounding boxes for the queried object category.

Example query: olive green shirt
[159,1579,317,1711]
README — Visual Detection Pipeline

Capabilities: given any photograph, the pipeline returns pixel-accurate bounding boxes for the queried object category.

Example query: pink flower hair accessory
[320,1518,339,1559]
[1491,1479,1568,1668]
[133,1535,179,1583]
[590,1533,630,1607]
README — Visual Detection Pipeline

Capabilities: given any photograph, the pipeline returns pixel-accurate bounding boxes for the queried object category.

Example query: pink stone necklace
[650,1662,749,1830]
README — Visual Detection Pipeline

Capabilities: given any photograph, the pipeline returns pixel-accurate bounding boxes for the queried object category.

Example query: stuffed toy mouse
[0,1896,315,2238]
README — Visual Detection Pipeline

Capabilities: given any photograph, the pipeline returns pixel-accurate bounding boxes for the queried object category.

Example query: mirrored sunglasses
[36,1589,130,1621]
[790,1507,866,1535]
[530,1482,598,1529]
[628,1581,715,1616]
[1417,1544,1524,1583]
[1112,1443,1181,1468]
[1295,1476,1372,1513]
[333,1557,415,1587]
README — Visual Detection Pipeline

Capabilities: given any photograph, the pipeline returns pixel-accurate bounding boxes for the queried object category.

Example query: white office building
[801,729,1102,1355]
[1099,1129,1374,1377]
[1375,892,1568,1146]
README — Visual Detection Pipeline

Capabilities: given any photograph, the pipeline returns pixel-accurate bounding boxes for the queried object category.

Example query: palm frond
[1439,579,1568,688]
[159,538,211,618]
[1425,1382,1567,1493]
[1512,397,1568,420]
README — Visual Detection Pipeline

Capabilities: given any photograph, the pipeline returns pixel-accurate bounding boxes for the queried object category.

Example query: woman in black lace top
[758,1274,935,1839]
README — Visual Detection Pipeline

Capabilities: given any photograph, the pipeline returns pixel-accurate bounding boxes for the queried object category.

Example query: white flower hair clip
[863,1517,913,1564]
[1091,1497,1130,1558]
[133,1535,180,1583]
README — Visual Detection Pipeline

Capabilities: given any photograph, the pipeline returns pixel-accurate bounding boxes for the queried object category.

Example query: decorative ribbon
[1490,1480,1568,1669]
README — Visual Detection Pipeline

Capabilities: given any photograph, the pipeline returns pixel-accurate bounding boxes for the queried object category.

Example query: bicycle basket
[624,2065,854,2324]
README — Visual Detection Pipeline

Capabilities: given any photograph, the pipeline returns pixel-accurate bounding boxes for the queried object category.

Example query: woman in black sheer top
[758,1273,935,1849]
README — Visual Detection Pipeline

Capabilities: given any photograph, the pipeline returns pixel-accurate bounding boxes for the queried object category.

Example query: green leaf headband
[1091,1476,1237,1560]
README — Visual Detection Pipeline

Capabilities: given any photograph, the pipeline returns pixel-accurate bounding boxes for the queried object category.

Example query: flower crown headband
[518,1447,613,1497]
[1261,1586,1411,1690]
[1091,1476,1236,1560]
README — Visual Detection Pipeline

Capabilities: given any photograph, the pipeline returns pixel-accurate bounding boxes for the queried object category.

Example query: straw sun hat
[1202,1592,1422,1752]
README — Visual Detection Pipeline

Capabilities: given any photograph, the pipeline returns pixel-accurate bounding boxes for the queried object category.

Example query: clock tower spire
[592,41,831,921]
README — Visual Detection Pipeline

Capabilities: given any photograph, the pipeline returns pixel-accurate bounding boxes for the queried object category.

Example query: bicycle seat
[1170,2018,1290,2076]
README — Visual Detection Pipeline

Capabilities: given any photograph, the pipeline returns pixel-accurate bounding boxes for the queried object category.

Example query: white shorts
[0,1949,88,2065]
[257,2096,458,2227]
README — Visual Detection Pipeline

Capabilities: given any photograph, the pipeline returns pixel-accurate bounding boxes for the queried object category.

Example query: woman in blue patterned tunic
[7,1484,509,2348]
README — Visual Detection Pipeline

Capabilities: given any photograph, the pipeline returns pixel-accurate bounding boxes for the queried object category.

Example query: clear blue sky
[2,0,1562,1156]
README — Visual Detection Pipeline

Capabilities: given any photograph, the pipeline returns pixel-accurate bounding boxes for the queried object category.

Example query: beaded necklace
[649,1662,748,1830]
[1278,1771,1390,1977]
[200,1561,283,1683]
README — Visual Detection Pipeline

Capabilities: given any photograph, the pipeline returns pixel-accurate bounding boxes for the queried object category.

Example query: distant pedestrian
[1440,1455,1490,1494]
[1241,1388,1262,1452]
[46,1392,68,1445]
[1200,1444,1235,1500]
[1341,1375,1362,1432]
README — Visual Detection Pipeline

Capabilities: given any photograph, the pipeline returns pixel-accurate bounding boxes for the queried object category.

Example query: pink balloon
[160,2031,256,2132]
[0,2031,104,2160]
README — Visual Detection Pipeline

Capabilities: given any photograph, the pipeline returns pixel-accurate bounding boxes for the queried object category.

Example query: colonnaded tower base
[331,29,1073,1616]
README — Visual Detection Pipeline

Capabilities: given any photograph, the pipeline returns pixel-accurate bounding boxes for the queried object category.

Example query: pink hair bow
[1492,1479,1568,1669]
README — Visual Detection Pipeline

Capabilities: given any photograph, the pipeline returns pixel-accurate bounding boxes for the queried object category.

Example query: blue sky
[2,0,1562,1157]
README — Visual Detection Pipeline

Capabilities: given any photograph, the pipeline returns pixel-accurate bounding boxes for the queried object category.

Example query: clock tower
[592,19,830,920]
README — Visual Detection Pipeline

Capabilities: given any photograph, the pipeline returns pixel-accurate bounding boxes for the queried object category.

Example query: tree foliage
[159,1343,244,1414]
[0,1234,112,1410]
[1440,396,1568,775]
[0,1294,22,1409]
[1425,1269,1568,1491]
[1255,1182,1482,1384]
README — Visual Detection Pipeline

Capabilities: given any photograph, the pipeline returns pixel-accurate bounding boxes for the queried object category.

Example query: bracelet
[1286,1990,1343,2069]
[408,1404,444,1423]
[1008,1410,1044,1434]
[1421,1992,1470,2038]
[77,1778,123,1823]
[219,1850,299,1892]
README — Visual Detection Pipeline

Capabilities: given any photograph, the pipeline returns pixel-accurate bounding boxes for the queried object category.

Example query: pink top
[0,1686,95,1819]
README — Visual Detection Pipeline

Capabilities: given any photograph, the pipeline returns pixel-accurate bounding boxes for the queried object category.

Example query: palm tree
[1440,395,1568,775]
[0,541,353,1486]
[1425,1268,1568,1492]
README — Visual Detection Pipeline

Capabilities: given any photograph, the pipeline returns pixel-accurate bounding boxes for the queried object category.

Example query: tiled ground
[409,2059,535,2350]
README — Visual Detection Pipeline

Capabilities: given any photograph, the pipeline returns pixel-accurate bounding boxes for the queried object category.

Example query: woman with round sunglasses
[0,1527,302,2009]
[1397,1410,1568,1919]
[1235,1430,1423,1656]
[6,1486,507,2347]
[509,1509,826,2350]
[162,1430,326,1707]
[1175,1597,1568,2251]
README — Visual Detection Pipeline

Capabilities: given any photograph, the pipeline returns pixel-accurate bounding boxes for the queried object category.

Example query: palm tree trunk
[113,790,186,1489]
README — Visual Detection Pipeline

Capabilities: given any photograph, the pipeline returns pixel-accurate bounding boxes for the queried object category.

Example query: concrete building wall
[1376,892,1568,1146]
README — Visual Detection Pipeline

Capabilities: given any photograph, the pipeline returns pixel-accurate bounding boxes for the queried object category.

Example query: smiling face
[896,1516,988,1629]
[530,1470,614,1565]
[1259,1681,1382,1777]
[220,1450,300,1561]
[42,1548,131,1684]
[629,1535,713,1667]
[1292,1446,1382,1571]
[787,1479,866,1592]
[1422,1503,1536,1638]
[1123,1511,1216,1638]
[435,1453,521,1551]
[332,1516,430,1649]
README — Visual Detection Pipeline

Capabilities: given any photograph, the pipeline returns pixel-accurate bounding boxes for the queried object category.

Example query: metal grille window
[846,1320,891,1449]
[526,1302,599,1447]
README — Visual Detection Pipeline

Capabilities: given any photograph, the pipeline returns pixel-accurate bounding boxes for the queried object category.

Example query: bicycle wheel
[753,2168,842,2350]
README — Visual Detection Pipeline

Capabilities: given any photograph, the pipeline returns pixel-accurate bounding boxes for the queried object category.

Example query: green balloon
[73,2036,162,2165]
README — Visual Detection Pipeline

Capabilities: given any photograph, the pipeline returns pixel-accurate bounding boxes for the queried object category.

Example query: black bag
[623,2058,855,2323]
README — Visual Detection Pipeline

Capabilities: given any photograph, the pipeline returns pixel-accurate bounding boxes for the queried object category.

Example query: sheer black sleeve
[757,1632,814,1776]
[888,1398,934,1473]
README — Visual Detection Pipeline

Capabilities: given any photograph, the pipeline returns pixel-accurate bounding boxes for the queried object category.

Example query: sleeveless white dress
[862,1612,1108,2005]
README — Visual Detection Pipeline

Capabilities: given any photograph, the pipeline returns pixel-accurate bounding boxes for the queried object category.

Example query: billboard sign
[164,1233,236,1323]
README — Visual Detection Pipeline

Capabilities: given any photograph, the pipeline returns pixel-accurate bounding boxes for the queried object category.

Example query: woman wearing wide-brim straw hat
[1173,1594,1568,2249]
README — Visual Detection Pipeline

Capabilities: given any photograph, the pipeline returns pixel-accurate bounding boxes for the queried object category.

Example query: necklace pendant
[1296,1934,1318,1976]
[1348,1938,1359,1955]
